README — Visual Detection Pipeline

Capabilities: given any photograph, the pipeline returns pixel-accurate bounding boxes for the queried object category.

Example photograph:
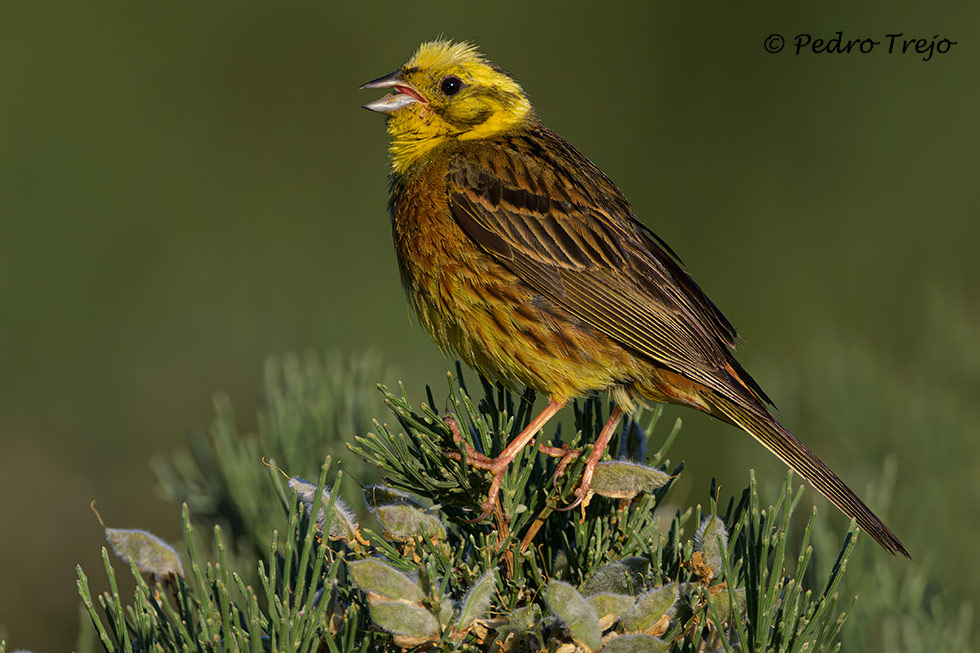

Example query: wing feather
[448,126,772,406]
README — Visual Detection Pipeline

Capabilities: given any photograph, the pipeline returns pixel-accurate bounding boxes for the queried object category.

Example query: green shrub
[26,352,966,652]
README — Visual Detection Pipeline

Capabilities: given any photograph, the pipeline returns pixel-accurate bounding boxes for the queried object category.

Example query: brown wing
[447,125,771,407]
[447,125,910,557]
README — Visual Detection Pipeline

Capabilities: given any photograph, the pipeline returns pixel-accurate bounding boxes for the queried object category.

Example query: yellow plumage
[361,40,908,556]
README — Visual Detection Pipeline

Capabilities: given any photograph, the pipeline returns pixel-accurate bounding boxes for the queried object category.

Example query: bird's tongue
[394,85,427,104]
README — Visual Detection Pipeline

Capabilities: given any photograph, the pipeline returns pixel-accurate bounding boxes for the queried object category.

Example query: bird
[360,39,908,556]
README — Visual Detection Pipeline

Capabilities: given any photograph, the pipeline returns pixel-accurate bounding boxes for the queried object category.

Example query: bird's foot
[458,461,510,523]
[443,399,569,524]
[555,447,601,513]
[555,405,624,514]
[444,416,497,468]
[538,443,581,490]
[444,416,519,523]
[555,482,590,513]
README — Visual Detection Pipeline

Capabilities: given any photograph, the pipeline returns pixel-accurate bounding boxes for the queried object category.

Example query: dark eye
[440,75,463,96]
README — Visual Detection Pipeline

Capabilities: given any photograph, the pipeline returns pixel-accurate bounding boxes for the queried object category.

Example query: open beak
[359,71,427,113]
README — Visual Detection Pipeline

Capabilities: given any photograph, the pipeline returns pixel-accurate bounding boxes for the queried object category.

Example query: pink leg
[445,417,495,468]
[557,405,624,511]
[448,398,567,522]
[539,443,582,491]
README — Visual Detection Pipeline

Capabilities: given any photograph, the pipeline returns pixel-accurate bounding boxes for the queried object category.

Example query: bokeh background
[2,1,977,649]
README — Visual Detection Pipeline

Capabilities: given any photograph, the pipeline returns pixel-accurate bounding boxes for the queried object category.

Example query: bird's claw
[555,487,587,512]
[460,505,494,524]
[444,416,495,468]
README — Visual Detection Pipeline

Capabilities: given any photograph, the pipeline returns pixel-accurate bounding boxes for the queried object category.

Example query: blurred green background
[1,1,977,649]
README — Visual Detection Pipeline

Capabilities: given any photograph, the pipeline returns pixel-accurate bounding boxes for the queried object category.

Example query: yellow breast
[388,152,646,402]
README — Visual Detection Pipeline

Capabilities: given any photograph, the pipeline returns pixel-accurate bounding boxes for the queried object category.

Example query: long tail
[704,392,909,557]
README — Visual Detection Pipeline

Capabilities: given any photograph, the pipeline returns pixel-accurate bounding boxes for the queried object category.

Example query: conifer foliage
[72,353,860,651]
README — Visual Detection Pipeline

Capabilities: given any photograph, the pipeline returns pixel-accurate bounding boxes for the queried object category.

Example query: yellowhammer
[361,40,907,556]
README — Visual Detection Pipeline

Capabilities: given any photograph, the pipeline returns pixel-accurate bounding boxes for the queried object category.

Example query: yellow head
[361,40,534,174]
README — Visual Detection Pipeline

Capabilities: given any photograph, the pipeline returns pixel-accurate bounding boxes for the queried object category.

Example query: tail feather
[705,392,909,557]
